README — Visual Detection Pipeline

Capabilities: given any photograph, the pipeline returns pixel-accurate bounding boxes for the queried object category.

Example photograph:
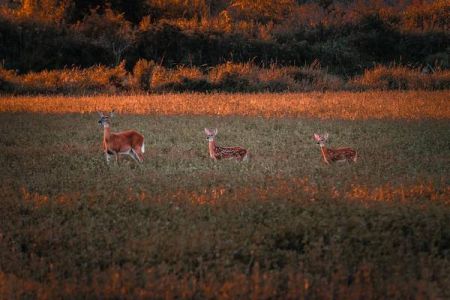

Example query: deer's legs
[130,148,143,163]
[133,147,144,163]
[105,152,113,164]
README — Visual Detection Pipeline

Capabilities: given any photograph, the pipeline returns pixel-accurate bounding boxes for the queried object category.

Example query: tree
[73,7,135,65]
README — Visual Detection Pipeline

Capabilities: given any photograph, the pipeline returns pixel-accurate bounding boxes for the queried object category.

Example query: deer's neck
[103,124,111,141]
[320,145,330,164]
[208,140,217,158]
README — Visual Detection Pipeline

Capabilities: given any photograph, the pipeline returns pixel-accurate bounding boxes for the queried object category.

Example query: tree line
[0,0,448,76]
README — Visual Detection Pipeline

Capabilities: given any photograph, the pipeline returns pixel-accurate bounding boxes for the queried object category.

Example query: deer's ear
[204,128,211,135]
[313,133,320,141]
[213,128,218,135]
[324,133,329,140]
[97,111,104,117]
[109,110,115,118]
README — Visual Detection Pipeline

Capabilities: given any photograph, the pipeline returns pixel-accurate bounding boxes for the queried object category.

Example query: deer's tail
[243,150,250,162]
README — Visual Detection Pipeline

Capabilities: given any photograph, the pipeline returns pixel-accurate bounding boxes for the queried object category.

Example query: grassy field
[0,92,449,299]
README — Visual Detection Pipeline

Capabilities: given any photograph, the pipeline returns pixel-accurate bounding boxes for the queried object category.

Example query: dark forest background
[0,0,448,93]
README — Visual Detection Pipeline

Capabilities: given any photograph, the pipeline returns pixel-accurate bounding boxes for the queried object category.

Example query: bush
[209,62,259,92]
[209,62,344,92]
[0,62,130,94]
[132,59,156,91]
[0,66,17,92]
[1,61,447,95]
[149,65,210,92]
[351,65,450,90]
[285,63,344,91]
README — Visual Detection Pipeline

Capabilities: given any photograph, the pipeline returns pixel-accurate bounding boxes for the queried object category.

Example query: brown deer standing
[314,133,357,164]
[204,128,249,162]
[98,111,145,164]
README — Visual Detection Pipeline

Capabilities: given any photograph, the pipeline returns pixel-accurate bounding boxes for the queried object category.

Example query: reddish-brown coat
[320,146,357,164]
[314,133,357,164]
[98,112,145,164]
[208,140,248,161]
[103,127,144,160]
[205,128,248,162]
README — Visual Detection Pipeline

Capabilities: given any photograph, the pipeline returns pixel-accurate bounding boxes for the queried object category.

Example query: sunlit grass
[1,91,449,119]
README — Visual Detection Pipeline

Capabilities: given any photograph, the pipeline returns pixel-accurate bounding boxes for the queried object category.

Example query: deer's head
[314,133,329,146]
[204,128,218,142]
[98,110,115,127]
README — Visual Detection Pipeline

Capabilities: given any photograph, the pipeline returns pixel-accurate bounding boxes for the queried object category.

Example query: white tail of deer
[313,133,357,164]
[98,111,145,164]
[204,128,249,162]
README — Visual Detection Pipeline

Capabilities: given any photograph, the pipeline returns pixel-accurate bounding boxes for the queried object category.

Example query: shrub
[209,62,260,91]
[168,67,211,92]
[0,66,17,92]
[150,65,210,92]
[0,62,130,94]
[132,59,156,91]
[351,65,450,90]
[285,64,344,91]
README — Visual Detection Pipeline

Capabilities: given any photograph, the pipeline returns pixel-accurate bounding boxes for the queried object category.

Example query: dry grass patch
[1,91,449,120]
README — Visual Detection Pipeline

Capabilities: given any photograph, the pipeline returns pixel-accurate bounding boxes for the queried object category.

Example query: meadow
[0,91,449,299]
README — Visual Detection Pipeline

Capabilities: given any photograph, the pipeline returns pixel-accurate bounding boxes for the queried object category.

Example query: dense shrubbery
[2,61,448,94]
[0,62,129,94]
[351,65,450,90]
[0,59,450,94]
[0,0,448,78]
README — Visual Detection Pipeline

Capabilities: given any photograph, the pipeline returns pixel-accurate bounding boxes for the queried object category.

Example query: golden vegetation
[2,62,449,94]
[352,65,450,90]
[1,91,449,120]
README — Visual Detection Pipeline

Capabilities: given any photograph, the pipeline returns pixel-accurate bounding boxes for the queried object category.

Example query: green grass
[0,112,449,299]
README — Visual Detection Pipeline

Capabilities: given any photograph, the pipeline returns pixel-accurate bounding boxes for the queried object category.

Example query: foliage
[351,65,450,90]
[2,62,449,94]
[0,1,448,75]
[0,63,129,94]
[132,59,155,91]
[72,8,135,65]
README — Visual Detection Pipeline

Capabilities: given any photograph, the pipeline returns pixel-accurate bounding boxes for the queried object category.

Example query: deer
[204,128,249,162]
[98,111,145,164]
[313,133,357,164]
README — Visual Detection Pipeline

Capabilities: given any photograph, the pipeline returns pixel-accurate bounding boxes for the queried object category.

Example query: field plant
[0,92,449,299]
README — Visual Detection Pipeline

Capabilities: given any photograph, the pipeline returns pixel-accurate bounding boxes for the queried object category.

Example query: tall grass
[1,91,449,120]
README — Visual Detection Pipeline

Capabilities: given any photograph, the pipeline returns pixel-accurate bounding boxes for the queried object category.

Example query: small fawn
[314,133,357,164]
[204,128,249,161]
[98,111,145,164]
